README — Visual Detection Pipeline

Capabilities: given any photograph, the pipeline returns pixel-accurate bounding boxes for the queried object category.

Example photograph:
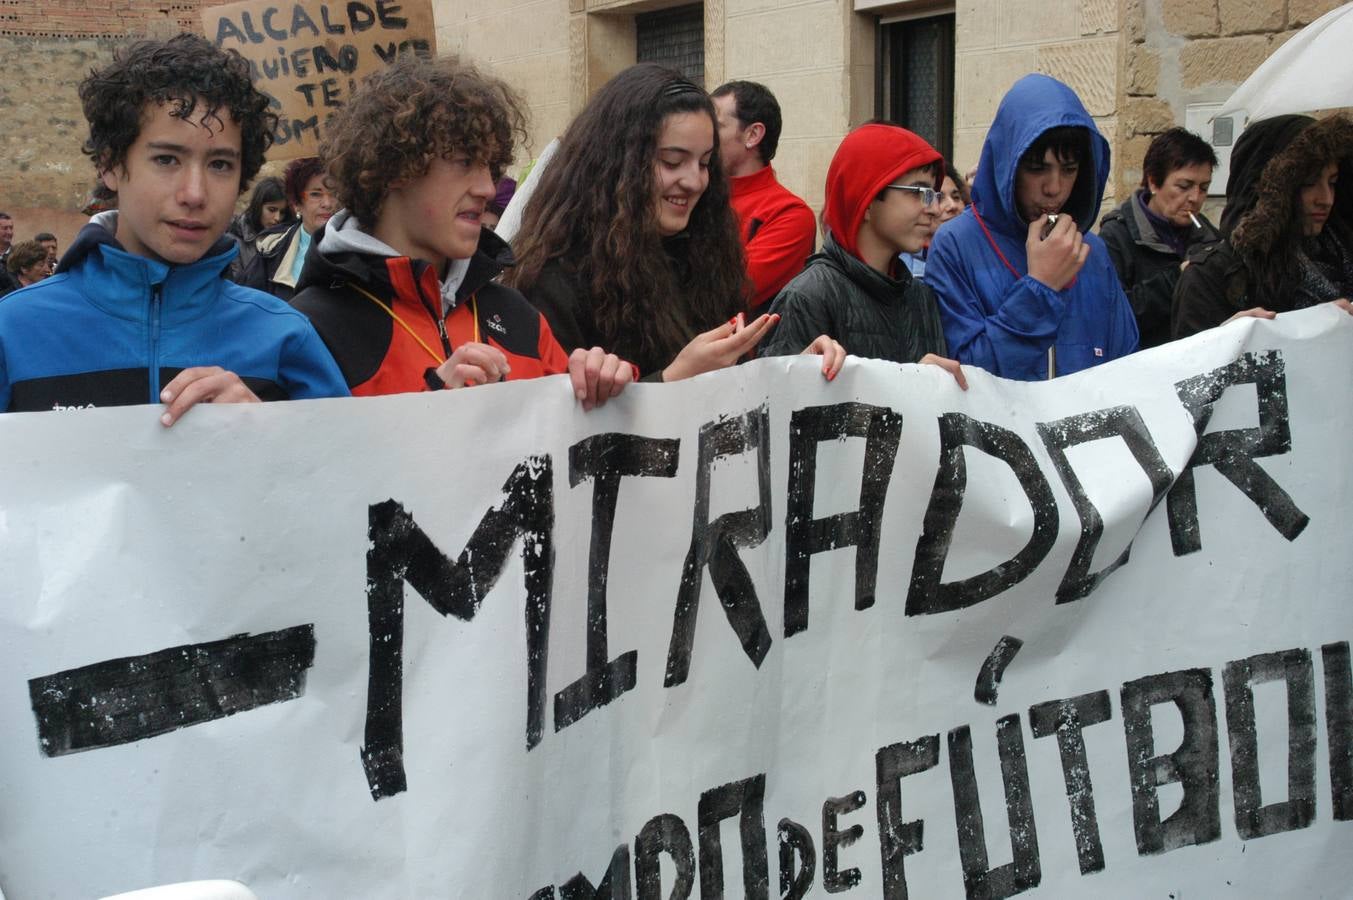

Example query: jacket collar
[729,165,780,198]
[1126,190,1177,254]
[300,208,517,310]
[816,232,913,306]
[59,212,237,324]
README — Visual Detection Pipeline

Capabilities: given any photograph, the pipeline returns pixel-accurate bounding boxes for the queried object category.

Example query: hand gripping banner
[1,308,1350,898]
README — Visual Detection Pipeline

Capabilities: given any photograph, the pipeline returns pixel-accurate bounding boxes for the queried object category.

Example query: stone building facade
[0,0,1342,248]
[1118,0,1341,195]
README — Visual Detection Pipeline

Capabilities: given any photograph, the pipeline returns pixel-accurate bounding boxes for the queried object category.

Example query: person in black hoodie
[1099,127,1221,348]
[289,55,632,409]
[1173,114,1353,338]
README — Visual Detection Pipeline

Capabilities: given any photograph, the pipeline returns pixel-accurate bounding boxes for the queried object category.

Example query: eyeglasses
[884,184,940,206]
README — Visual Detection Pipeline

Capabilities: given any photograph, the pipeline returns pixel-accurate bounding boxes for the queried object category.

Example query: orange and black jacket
[290,222,570,396]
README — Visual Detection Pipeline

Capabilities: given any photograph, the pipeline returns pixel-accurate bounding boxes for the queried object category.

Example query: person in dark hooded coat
[925,74,1138,380]
[1172,114,1353,338]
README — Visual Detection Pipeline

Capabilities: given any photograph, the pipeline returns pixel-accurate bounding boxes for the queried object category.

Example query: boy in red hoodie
[759,123,965,386]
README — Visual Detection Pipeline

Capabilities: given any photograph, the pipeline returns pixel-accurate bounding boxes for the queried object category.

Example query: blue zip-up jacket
[926,74,1138,379]
[0,212,348,412]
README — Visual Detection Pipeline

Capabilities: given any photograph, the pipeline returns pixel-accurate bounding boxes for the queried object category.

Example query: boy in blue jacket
[0,33,348,423]
[926,74,1138,380]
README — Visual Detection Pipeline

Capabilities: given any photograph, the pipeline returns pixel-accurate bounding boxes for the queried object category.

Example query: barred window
[636,4,705,88]
[878,13,955,161]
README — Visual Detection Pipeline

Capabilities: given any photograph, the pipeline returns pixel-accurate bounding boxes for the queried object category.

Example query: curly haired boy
[0,32,347,420]
[290,55,631,409]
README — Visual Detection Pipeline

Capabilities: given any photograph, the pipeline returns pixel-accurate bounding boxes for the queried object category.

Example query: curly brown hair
[79,33,274,193]
[505,64,745,372]
[1231,114,1353,305]
[319,56,527,229]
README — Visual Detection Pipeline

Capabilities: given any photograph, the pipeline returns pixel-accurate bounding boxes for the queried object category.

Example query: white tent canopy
[1217,2,1353,121]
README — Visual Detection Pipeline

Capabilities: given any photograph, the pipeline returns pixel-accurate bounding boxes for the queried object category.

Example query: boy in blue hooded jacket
[926,74,1138,380]
[0,33,348,423]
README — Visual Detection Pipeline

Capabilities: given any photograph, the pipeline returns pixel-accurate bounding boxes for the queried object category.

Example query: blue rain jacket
[926,74,1138,379]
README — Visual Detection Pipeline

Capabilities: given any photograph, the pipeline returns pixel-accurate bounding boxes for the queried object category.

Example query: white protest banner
[1,309,1350,898]
[202,0,436,160]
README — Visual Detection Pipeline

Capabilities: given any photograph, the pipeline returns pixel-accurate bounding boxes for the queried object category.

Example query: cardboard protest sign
[1,309,1351,898]
[202,0,436,160]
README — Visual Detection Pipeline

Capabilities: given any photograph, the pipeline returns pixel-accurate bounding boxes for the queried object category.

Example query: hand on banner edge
[568,346,634,411]
[919,353,969,390]
[159,367,260,427]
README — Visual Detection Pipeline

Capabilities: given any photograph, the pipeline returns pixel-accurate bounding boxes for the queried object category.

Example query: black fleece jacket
[759,234,947,363]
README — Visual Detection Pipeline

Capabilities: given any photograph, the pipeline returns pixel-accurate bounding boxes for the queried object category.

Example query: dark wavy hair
[244,176,293,232]
[282,157,325,207]
[1232,114,1353,307]
[507,64,745,370]
[79,32,274,193]
[320,55,527,229]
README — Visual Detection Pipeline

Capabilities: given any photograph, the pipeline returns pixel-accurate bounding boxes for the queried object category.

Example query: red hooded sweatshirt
[823,123,942,260]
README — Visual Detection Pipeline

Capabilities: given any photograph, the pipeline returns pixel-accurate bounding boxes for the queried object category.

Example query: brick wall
[0,0,202,38]
[0,1,245,247]
[0,35,119,248]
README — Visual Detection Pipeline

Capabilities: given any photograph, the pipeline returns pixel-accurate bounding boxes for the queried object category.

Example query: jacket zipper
[420,278,452,358]
[434,314,452,359]
[149,283,163,403]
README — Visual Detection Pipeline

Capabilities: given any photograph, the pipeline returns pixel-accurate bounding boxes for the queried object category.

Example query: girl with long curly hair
[1173,114,1353,338]
[507,64,841,381]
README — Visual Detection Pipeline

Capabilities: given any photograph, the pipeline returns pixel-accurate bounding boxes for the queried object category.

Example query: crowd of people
[0,32,1349,423]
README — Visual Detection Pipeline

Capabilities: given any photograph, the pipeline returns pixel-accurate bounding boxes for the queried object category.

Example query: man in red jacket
[711,81,816,311]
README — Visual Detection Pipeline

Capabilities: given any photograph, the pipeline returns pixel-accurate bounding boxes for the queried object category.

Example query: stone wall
[953,0,1121,201]
[0,0,249,248]
[1117,0,1344,198]
[720,0,866,212]
[433,0,571,171]
[475,0,868,216]
[0,37,112,211]
[5,0,1341,245]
